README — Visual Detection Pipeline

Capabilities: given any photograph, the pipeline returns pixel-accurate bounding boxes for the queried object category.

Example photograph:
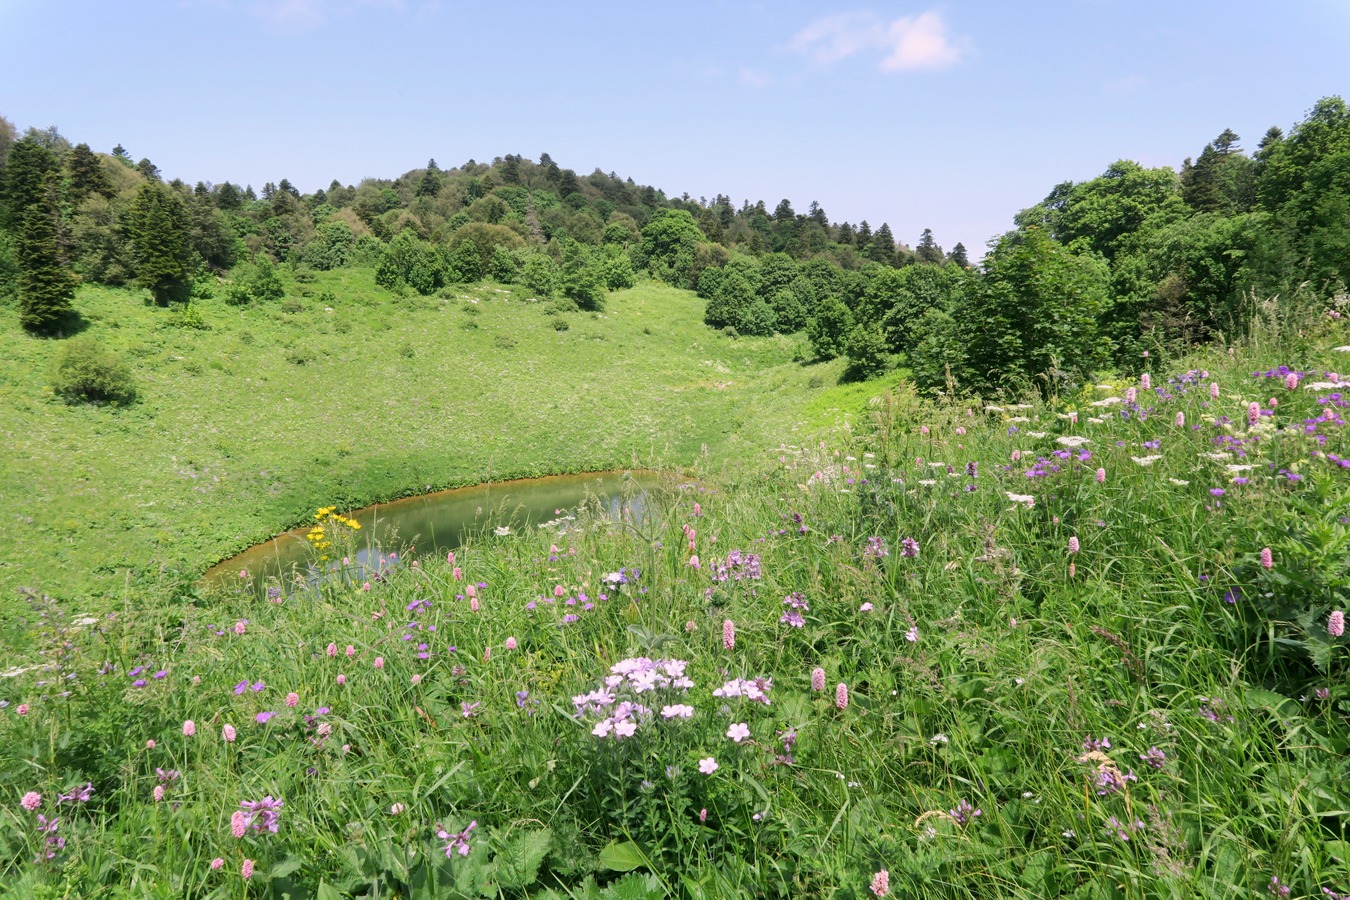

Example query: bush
[165,302,209,330]
[50,338,137,405]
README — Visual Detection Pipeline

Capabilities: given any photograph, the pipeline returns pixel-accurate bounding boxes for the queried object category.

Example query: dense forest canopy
[1,96,1347,397]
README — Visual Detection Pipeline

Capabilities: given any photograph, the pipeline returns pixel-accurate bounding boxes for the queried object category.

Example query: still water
[202,470,659,594]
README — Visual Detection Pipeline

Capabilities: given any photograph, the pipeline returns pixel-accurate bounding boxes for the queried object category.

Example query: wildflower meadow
[2,331,1349,898]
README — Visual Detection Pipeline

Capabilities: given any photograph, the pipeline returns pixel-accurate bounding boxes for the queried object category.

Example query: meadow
[0,297,1346,897]
[0,271,883,611]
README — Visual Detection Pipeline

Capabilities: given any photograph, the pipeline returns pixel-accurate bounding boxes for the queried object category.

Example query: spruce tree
[869,223,896,266]
[916,228,944,264]
[949,242,969,268]
[65,143,109,204]
[128,182,194,305]
[0,136,60,231]
[16,175,76,333]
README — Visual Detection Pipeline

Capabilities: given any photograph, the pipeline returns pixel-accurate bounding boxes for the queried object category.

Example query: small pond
[202,470,662,595]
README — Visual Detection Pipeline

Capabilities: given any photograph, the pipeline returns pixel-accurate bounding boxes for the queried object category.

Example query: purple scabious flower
[239,796,284,834]
[948,799,981,826]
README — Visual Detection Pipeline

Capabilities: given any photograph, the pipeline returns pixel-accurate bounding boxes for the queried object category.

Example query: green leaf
[493,827,552,890]
[315,883,342,900]
[598,840,648,872]
[270,855,305,879]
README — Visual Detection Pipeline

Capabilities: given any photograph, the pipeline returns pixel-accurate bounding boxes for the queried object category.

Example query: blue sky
[2,1,1348,255]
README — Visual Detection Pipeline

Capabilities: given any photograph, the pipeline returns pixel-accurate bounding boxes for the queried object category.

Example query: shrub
[50,338,137,405]
[165,302,209,330]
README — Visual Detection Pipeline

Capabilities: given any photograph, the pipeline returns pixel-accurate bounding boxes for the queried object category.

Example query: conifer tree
[916,228,944,264]
[65,143,109,204]
[128,182,194,305]
[0,136,60,231]
[869,223,896,265]
[16,174,76,333]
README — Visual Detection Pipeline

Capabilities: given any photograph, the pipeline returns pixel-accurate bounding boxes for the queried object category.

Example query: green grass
[0,271,878,605]
[0,330,1347,897]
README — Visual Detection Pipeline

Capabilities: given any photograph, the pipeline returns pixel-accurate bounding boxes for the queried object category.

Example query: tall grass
[0,330,1347,898]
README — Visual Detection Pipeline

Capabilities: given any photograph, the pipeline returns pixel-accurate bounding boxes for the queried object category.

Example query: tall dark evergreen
[949,242,969,268]
[0,136,60,231]
[916,228,944,264]
[128,182,195,305]
[868,223,896,265]
[65,143,109,204]
[16,174,76,333]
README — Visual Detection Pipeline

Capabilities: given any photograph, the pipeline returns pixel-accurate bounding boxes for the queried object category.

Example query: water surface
[203,470,659,593]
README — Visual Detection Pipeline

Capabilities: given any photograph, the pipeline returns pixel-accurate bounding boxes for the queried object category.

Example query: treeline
[1,96,1347,397]
[0,124,955,326]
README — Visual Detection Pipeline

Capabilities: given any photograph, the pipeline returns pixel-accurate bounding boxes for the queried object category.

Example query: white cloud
[739,67,776,89]
[1102,75,1147,94]
[192,0,405,30]
[789,9,967,72]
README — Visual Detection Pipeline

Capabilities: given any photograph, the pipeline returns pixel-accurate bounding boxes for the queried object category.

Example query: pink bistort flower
[836,682,849,710]
[871,868,891,897]
[723,619,735,650]
[1260,547,1273,569]
[21,791,41,812]
[811,667,826,691]
[1330,610,1346,638]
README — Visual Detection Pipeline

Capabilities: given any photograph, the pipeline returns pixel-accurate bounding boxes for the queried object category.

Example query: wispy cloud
[191,0,406,31]
[1102,75,1146,95]
[739,67,776,89]
[789,10,967,72]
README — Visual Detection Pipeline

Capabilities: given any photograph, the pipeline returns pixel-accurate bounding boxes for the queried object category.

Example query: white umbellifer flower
[1332,346,1350,352]
[918,479,937,486]
[1131,455,1163,466]
[1203,451,1233,461]
[1026,431,1048,438]
[71,616,100,627]
[1057,436,1091,447]
[1168,478,1190,486]
[1008,416,1031,423]
[985,405,1005,413]
[1005,492,1035,508]
[928,461,949,468]
[1011,404,1033,409]
[1303,382,1340,390]
[1087,416,1106,424]
[1090,397,1122,407]
[1225,464,1255,473]
[493,526,511,536]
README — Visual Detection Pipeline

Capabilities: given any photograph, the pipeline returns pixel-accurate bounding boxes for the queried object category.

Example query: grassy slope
[0,271,897,606]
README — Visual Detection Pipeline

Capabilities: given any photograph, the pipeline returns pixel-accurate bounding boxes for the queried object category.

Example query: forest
[3,95,1346,398]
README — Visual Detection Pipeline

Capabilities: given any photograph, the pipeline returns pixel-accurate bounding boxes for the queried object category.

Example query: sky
[2,0,1349,255]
